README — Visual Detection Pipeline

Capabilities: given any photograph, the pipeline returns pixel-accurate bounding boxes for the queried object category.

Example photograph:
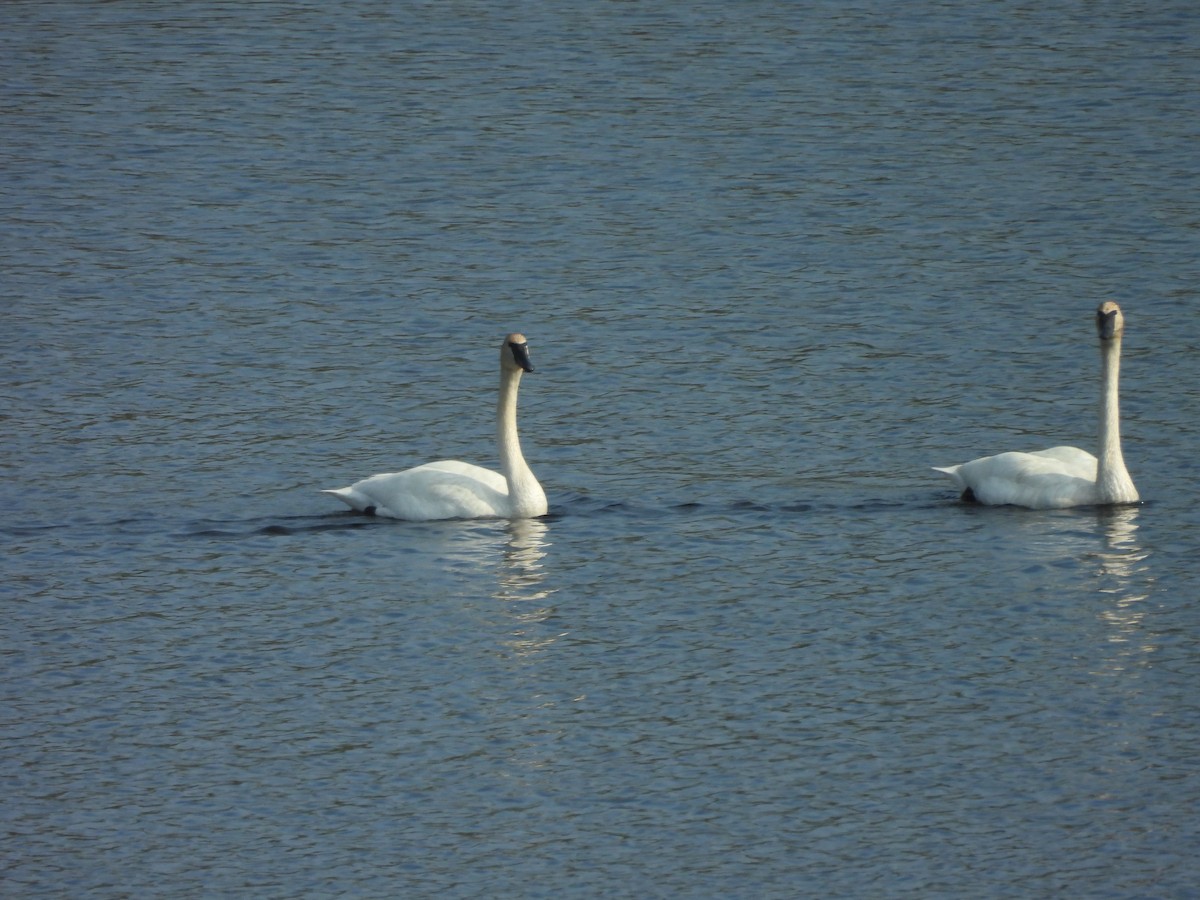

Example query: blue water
[3,2,1200,897]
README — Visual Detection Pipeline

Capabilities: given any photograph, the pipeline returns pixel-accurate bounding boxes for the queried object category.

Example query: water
[3,1,1200,896]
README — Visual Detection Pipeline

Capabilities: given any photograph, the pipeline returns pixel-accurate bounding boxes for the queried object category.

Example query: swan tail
[931,465,966,489]
[322,487,373,512]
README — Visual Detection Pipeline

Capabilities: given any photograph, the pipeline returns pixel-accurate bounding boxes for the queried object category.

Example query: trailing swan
[933,301,1139,509]
[323,333,548,520]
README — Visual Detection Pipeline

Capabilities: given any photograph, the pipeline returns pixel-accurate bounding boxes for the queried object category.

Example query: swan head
[502,332,534,373]
[1096,301,1125,341]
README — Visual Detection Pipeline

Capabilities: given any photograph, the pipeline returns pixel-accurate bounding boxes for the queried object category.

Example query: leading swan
[323,333,548,520]
[933,301,1139,509]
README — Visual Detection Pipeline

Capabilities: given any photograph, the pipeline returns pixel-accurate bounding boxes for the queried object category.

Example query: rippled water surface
[4,2,1200,897]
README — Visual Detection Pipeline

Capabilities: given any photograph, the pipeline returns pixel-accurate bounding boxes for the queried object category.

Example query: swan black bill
[1097,308,1119,339]
[509,341,534,373]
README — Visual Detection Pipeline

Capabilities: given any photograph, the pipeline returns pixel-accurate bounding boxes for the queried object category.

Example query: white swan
[323,333,548,520]
[933,301,1139,509]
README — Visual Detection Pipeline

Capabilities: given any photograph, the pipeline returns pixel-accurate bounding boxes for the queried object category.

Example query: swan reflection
[495,518,560,658]
[496,518,553,600]
[1094,506,1155,669]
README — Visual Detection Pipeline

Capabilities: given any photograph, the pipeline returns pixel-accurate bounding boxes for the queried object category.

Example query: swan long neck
[496,367,545,515]
[1096,335,1138,503]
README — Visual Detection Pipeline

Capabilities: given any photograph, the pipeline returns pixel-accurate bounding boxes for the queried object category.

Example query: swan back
[934,448,1099,508]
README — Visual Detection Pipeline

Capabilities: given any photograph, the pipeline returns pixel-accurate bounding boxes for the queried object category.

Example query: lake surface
[3,1,1200,896]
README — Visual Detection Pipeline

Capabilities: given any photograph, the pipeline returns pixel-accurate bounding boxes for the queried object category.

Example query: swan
[933,301,1139,509]
[323,333,548,520]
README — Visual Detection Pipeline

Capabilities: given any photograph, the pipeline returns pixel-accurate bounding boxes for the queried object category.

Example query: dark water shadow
[137,492,1157,543]
[180,512,383,540]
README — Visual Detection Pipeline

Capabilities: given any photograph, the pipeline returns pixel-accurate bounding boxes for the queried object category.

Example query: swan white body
[933,301,1139,509]
[323,333,548,521]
